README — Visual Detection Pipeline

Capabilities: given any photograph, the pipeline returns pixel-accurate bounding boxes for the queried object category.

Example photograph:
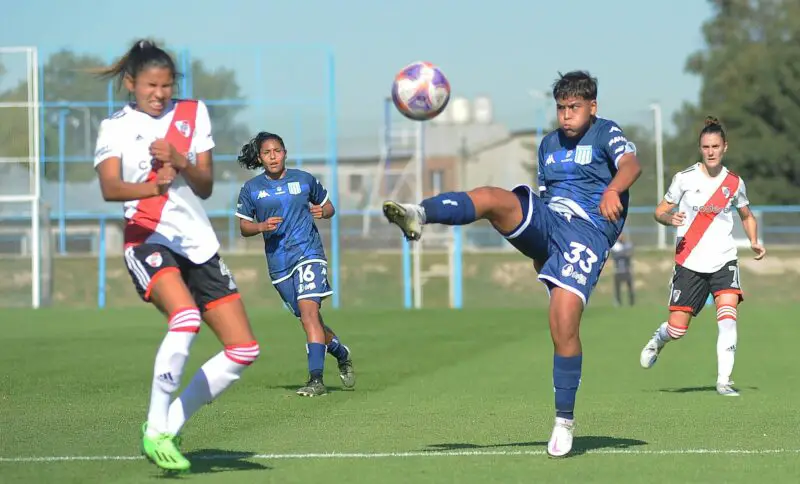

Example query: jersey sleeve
[598,121,637,168]
[193,100,215,154]
[663,173,683,204]
[235,184,256,222]
[733,178,750,208]
[309,174,329,206]
[93,119,121,168]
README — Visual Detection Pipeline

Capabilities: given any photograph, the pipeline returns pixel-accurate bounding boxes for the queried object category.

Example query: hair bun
[704,116,720,127]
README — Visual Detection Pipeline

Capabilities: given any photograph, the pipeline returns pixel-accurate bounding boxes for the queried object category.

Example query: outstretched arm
[654,199,685,227]
[239,217,282,237]
[600,153,642,221]
[737,205,766,260]
[310,200,335,219]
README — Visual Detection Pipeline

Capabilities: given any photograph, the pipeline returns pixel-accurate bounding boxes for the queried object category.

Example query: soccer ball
[391,61,451,121]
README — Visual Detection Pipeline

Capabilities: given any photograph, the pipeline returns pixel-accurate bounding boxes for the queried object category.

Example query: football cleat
[382,201,424,241]
[547,417,575,458]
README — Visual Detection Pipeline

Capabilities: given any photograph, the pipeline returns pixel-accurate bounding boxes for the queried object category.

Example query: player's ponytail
[237,132,287,171]
[93,39,179,90]
[699,115,727,144]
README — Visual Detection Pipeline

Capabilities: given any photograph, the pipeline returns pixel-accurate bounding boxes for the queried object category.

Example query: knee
[224,341,261,366]
[716,304,737,323]
[298,303,321,325]
[666,321,689,340]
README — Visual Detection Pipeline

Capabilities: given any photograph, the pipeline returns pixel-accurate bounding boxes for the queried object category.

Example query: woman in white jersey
[93,40,260,473]
[639,117,766,396]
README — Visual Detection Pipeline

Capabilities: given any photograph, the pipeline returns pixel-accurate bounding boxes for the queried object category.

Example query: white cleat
[716,381,740,396]
[640,335,663,369]
[547,417,575,458]
[382,201,425,241]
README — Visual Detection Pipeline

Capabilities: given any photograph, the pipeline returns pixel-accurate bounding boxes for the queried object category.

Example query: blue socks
[326,336,349,362]
[420,192,476,225]
[553,354,582,420]
[307,343,326,379]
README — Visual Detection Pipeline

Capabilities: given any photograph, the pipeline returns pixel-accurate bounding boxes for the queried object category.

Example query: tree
[668,0,800,204]
[0,45,249,182]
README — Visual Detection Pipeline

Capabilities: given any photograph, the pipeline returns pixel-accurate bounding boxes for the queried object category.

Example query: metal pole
[412,121,424,309]
[651,103,666,249]
[98,217,106,308]
[58,109,67,255]
[326,49,341,308]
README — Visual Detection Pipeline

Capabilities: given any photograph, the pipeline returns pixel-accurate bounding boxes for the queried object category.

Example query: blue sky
[2,0,711,149]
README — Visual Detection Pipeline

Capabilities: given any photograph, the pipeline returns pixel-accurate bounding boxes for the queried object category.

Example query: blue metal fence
[20,42,339,308]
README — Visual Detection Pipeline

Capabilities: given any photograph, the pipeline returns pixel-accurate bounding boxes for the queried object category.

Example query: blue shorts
[272,259,333,317]
[503,185,611,306]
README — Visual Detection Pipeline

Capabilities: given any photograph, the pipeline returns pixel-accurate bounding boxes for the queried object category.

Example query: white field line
[1,448,799,463]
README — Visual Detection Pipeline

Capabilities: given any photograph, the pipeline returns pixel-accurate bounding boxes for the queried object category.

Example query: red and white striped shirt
[93,100,220,264]
[664,163,749,273]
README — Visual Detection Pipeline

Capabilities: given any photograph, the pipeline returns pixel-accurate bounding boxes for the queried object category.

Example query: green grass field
[2,303,799,483]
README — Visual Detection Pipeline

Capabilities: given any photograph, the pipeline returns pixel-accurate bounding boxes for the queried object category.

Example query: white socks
[716,305,738,384]
[167,342,260,435]
[146,308,202,437]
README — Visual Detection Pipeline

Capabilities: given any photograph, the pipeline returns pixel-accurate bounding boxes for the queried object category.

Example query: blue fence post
[452,226,463,309]
[294,114,303,169]
[228,190,237,251]
[98,216,106,309]
[57,109,67,255]
[402,238,412,308]
[38,58,46,206]
[326,48,340,308]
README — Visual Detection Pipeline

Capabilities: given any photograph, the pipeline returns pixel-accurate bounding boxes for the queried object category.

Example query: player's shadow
[180,449,271,475]
[424,436,647,457]
[267,384,350,393]
[659,385,758,394]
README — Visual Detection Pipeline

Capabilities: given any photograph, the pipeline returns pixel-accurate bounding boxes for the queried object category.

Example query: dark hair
[237,132,287,170]
[699,116,727,144]
[95,39,179,90]
[552,70,598,101]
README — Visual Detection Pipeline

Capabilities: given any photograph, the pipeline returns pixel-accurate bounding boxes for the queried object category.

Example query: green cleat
[296,376,328,397]
[382,201,424,241]
[338,347,356,389]
[140,423,191,472]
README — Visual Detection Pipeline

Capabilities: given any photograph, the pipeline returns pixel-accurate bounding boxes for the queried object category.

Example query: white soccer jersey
[93,100,220,264]
[664,163,749,273]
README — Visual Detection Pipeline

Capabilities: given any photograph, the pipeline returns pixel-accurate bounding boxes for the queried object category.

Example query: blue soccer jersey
[236,169,329,281]
[537,117,636,245]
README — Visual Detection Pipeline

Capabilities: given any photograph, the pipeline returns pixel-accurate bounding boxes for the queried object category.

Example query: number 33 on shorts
[540,236,610,305]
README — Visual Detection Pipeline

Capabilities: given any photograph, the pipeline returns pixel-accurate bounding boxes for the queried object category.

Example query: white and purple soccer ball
[391,61,451,121]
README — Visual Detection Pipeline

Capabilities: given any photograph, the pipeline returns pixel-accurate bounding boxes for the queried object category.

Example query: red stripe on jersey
[675,172,740,266]
[124,100,200,248]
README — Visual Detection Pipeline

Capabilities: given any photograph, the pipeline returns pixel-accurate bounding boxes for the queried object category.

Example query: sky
[1,0,712,151]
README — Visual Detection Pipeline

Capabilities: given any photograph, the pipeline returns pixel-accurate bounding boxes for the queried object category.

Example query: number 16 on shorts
[274,261,333,316]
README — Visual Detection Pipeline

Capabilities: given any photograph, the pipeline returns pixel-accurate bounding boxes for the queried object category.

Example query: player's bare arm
[654,199,685,226]
[150,139,214,199]
[96,156,172,201]
[239,217,282,237]
[310,200,335,219]
[601,153,642,222]
[737,205,766,260]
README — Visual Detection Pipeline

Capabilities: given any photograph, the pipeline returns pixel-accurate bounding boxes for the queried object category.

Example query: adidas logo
[726,345,737,352]
[158,372,175,383]
[135,134,144,141]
